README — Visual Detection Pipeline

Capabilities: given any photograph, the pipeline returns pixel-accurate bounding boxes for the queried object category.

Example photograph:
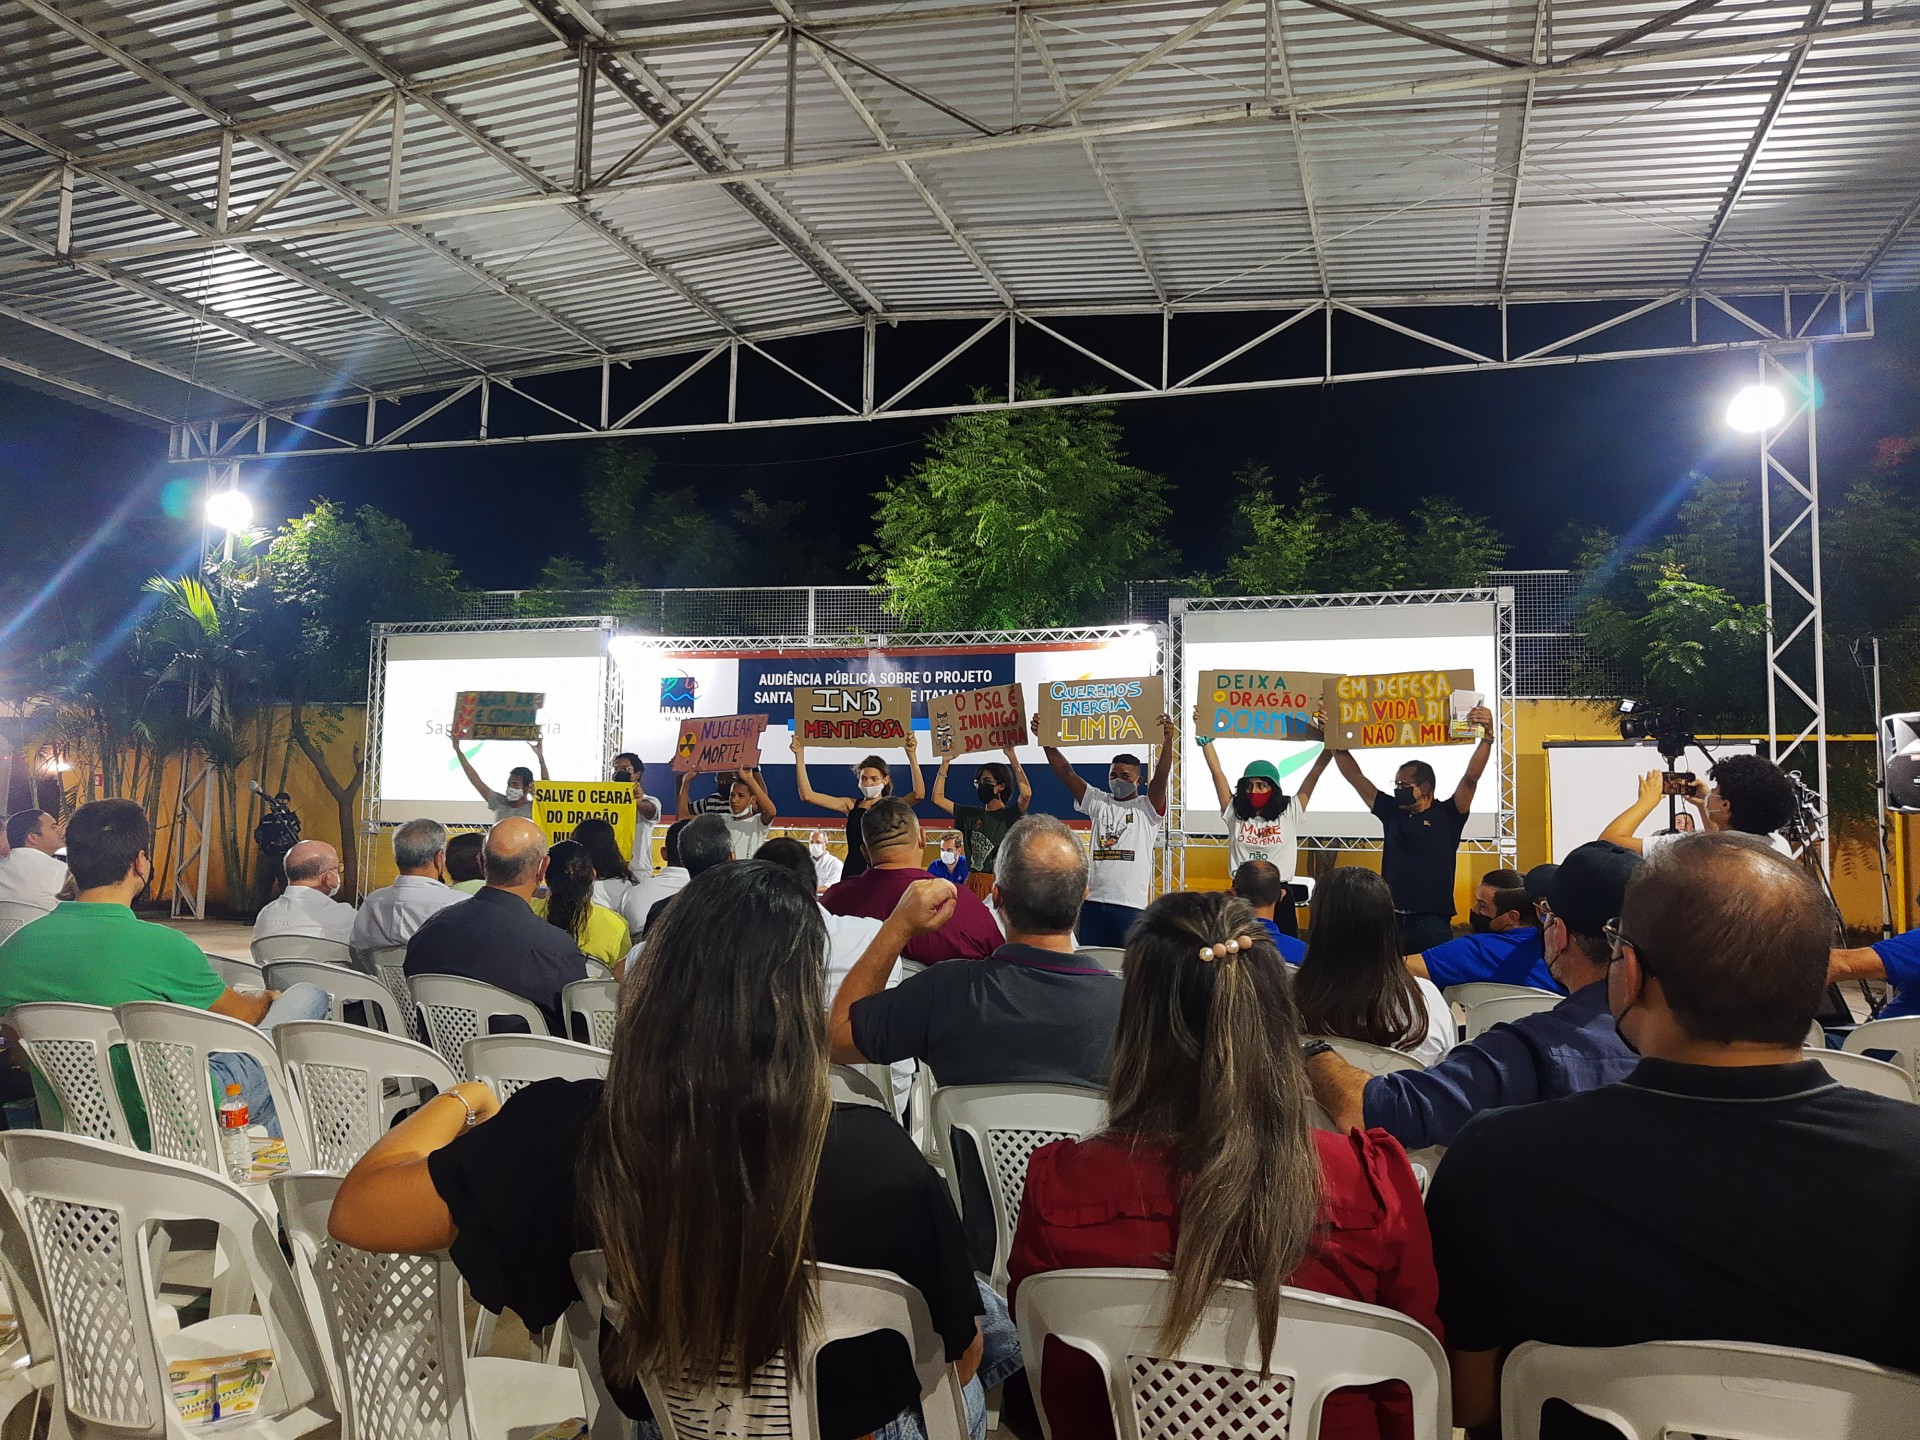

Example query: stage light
[205,487,253,534]
[1726,383,1786,433]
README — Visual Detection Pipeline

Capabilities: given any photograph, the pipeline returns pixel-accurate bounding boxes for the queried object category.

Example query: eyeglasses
[1602,918,1652,974]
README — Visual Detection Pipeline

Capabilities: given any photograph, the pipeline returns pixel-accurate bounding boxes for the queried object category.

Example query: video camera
[1617,700,1697,762]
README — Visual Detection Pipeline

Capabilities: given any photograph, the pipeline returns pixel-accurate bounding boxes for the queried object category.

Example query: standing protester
[1191,702,1334,937]
[1032,710,1176,948]
[611,752,663,878]
[676,766,775,859]
[451,733,548,821]
[1331,704,1494,954]
[930,748,1030,902]
[790,735,924,882]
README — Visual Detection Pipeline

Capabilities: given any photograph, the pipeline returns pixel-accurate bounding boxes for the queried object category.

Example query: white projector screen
[376,629,611,824]
[1179,600,1502,842]
[1544,739,1756,862]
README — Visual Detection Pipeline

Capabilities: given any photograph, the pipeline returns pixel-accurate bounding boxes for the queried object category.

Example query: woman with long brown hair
[331,861,1010,1439]
[530,837,632,967]
[1294,867,1453,1067]
[1007,890,1439,1440]
[791,733,926,882]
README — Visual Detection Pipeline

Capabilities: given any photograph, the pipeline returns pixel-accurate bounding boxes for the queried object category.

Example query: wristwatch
[1300,1040,1335,1060]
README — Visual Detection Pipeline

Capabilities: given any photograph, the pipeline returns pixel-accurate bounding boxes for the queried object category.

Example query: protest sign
[670,713,767,773]
[1321,669,1477,750]
[793,685,913,746]
[1197,669,1331,741]
[928,682,1027,758]
[1036,675,1166,747]
[532,782,637,856]
[451,691,544,741]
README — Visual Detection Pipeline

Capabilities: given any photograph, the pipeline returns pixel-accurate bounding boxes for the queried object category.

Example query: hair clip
[1197,935,1255,962]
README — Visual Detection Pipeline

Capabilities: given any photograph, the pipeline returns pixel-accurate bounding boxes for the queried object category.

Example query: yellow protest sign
[532,781,636,857]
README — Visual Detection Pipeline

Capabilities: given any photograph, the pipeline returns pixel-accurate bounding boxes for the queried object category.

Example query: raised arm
[789,738,854,815]
[1598,770,1666,855]
[450,735,493,802]
[900,731,926,804]
[1293,748,1335,810]
[741,765,776,822]
[1450,705,1494,814]
[1007,747,1032,809]
[829,879,958,1062]
[675,768,695,819]
[1191,702,1234,810]
[1030,713,1087,803]
[531,735,550,784]
[930,756,957,815]
[1148,712,1176,815]
[1333,748,1379,808]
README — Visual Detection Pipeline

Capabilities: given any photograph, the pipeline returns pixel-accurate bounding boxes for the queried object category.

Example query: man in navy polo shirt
[1409,863,1561,994]
[1828,925,1920,1018]
[1231,859,1307,965]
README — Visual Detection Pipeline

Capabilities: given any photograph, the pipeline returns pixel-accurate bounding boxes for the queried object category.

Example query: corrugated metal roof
[0,0,1914,426]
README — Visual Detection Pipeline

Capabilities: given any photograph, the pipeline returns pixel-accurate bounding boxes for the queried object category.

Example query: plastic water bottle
[217,1084,251,1184]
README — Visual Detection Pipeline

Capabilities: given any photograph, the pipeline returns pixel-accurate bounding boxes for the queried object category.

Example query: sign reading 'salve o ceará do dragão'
[671,714,768,773]
[793,686,913,745]
[451,691,545,741]
[531,782,636,856]
[1321,669,1476,750]
[927,682,1027,758]
[1037,675,1166,747]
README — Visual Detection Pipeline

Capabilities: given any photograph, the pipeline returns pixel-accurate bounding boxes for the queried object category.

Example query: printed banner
[928,682,1028,758]
[793,685,913,746]
[532,781,637,857]
[1197,669,1330,741]
[1036,675,1166,748]
[451,690,545,741]
[1322,669,1476,751]
[671,713,767,773]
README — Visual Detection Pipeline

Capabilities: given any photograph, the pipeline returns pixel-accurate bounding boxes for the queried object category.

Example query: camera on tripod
[1617,700,1697,762]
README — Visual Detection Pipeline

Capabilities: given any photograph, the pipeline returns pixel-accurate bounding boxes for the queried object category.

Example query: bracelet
[1195,735,1212,747]
[435,1088,480,1128]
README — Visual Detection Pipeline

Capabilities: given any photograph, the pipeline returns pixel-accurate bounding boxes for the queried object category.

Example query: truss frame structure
[167,459,240,920]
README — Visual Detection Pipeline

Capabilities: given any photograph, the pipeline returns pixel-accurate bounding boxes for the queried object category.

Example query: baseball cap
[1244,759,1282,784]
[1523,863,1558,903]
[1546,841,1642,936]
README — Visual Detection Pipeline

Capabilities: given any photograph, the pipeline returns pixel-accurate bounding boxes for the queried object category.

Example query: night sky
[5,289,1917,602]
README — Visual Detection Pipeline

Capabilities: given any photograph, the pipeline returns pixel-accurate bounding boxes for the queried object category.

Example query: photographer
[1600,753,1798,857]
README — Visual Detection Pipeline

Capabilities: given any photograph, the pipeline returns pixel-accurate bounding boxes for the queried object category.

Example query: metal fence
[459,572,1611,698]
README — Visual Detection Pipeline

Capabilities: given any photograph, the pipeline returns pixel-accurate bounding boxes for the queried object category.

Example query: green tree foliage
[860,395,1175,629]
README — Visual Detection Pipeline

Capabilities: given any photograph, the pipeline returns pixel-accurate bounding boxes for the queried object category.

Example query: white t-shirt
[1221,797,1304,879]
[812,850,844,889]
[623,866,688,934]
[593,875,638,916]
[0,847,67,911]
[253,884,356,944]
[722,809,771,859]
[628,792,663,878]
[1075,785,1163,909]
[1405,976,1455,1069]
[817,905,912,1107]
[1642,827,1792,859]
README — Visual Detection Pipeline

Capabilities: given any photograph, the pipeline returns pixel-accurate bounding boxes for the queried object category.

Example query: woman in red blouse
[1007,890,1441,1440]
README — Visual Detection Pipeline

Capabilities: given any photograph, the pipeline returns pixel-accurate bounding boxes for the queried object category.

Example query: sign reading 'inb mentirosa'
[1036,675,1166,747]
[793,686,913,746]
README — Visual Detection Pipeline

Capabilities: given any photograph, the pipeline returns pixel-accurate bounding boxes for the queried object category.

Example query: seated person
[404,819,589,1035]
[444,831,486,894]
[1306,842,1643,1152]
[1294,867,1453,1068]
[1229,859,1307,964]
[571,817,638,919]
[641,815,732,936]
[0,799,328,1143]
[625,817,692,933]
[1427,833,1920,1435]
[1828,925,1920,1019]
[531,839,633,968]
[351,819,466,952]
[330,860,1017,1440]
[1408,865,1560,994]
[1009,889,1439,1440]
[253,840,356,944]
[0,809,68,912]
[821,798,1002,965]
[807,829,843,891]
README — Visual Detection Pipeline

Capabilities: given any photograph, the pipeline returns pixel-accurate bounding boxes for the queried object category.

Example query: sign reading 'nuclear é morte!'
[671,714,768,773]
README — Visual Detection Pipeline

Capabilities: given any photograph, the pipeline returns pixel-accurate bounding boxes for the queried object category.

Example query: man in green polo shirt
[0,798,330,1146]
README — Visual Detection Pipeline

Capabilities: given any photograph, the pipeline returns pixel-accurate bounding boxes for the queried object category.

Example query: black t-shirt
[1370,791,1469,917]
[427,1080,981,1440]
[843,803,871,880]
[1427,1058,1920,1398]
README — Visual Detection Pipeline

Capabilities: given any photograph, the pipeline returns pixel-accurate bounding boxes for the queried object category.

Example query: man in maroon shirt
[822,798,1003,964]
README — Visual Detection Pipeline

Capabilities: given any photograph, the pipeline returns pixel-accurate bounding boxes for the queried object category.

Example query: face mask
[1109,777,1138,801]
[858,782,884,800]
[1469,911,1492,933]
[941,848,958,862]
[730,801,752,816]
[809,842,825,858]
[613,769,633,783]
[976,779,1000,802]
[504,785,527,803]
[1393,783,1417,809]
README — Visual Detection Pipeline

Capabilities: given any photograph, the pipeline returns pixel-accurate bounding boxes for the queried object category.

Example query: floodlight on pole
[205,486,254,534]
[1726,383,1787,433]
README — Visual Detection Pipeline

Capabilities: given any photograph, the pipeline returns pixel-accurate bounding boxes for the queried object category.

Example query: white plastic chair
[1307,1036,1428,1075]
[2,1130,336,1440]
[1841,1015,1920,1083]
[464,1033,610,1100]
[1017,1268,1450,1440]
[409,974,553,1072]
[1804,1046,1918,1102]
[6,1002,138,1147]
[263,961,403,1034]
[275,1172,580,1440]
[249,934,354,966]
[275,1020,459,1171]
[562,979,621,1049]
[583,957,614,981]
[0,900,51,945]
[1441,981,1556,1009]
[1462,990,1561,1039]
[365,945,424,1042]
[206,954,268,991]
[1499,1337,1920,1440]
[829,1064,897,1113]
[932,1083,1107,1293]
[116,1001,315,1180]
[0,1150,63,1438]
[1074,947,1125,973]
[567,1250,969,1440]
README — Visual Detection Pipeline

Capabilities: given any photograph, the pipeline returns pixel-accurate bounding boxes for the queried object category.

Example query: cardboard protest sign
[794,685,912,746]
[928,682,1027,758]
[532,782,636,856]
[1037,675,1166,747]
[1197,669,1331,741]
[1321,670,1477,750]
[671,714,767,773]
[451,691,544,741]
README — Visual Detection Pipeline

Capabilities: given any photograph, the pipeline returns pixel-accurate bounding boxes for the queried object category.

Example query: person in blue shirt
[1306,841,1643,1151]
[1829,927,1920,1018]
[1230,859,1307,965]
[1408,864,1562,994]
[928,832,972,887]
